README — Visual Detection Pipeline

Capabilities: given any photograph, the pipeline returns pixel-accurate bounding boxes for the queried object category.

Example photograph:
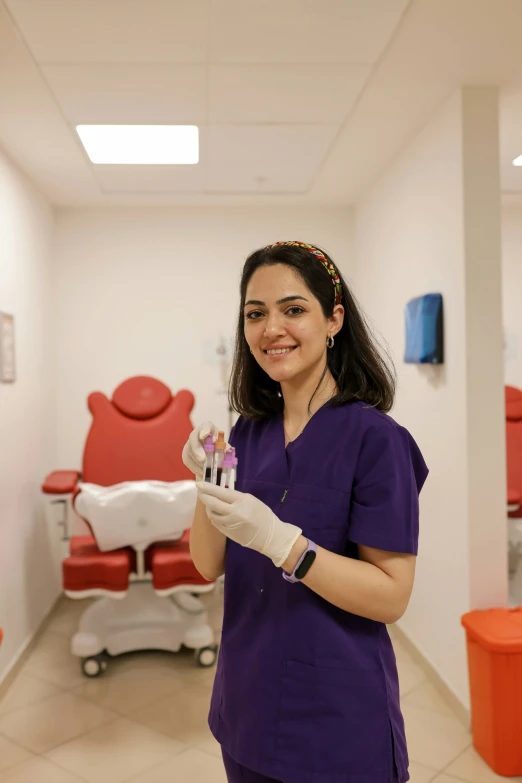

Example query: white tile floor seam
[430,749,474,783]
[437,743,522,783]
[34,751,95,783]
[0,596,518,783]
[0,735,34,775]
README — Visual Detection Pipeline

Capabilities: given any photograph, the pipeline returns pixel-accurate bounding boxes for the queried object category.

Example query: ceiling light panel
[76,125,199,165]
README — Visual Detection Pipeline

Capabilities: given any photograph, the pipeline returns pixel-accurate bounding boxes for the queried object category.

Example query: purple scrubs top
[209,401,428,783]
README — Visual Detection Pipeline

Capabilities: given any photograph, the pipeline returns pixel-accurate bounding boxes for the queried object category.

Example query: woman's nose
[263,312,285,337]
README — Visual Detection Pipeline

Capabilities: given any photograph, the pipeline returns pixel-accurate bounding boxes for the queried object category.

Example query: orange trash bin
[461,608,522,777]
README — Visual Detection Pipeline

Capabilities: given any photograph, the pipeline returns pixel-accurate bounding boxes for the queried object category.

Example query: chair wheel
[196,646,218,668]
[82,654,108,678]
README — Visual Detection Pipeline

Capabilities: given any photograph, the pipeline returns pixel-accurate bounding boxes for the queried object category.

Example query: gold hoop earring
[326,335,334,349]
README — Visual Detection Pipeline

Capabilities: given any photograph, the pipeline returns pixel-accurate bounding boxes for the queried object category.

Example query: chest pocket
[278,484,350,553]
[241,479,350,552]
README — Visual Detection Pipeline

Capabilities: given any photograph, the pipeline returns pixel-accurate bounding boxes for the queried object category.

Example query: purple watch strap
[282,539,317,583]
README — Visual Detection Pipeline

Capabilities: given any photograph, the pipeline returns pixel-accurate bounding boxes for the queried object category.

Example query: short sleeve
[228,423,236,448]
[348,422,428,555]
[227,419,242,466]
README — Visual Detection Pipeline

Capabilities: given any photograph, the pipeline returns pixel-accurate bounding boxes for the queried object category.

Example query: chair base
[509,518,522,579]
[71,582,217,675]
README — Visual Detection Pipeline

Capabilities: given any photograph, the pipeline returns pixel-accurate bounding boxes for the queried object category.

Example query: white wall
[354,89,506,709]
[502,206,522,388]
[0,148,57,684]
[52,207,353,468]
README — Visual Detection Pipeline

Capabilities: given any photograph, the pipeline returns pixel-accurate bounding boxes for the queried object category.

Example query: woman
[182,241,428,783]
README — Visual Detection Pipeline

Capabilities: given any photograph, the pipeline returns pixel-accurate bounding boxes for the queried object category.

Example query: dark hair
[229,243,396,419]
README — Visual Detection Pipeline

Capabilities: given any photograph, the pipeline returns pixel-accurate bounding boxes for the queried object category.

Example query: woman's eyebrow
[244,295,308,308]
[276,295,308,305]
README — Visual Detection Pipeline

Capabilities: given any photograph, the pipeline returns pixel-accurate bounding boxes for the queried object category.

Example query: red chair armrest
[42,470,80,495]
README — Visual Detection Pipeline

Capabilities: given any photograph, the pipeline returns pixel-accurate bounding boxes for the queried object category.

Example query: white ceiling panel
[92,164,206,193]
[208,0,410,64]
[4,0,210,63]
[6,0,522,205]
[206,124,339,192]
[42,64,207,125]
[208,64,370,124]
[0,2,100,203]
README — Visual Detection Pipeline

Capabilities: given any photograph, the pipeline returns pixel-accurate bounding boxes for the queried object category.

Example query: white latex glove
[196,483,302,568]
[182,421,219,481]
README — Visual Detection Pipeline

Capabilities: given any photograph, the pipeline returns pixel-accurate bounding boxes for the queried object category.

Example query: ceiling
[1,0,522,206]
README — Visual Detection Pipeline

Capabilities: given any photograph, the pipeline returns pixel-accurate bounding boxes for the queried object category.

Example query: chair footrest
[63,538,133,593]
[63,535,212,594]
[149,541,213,591]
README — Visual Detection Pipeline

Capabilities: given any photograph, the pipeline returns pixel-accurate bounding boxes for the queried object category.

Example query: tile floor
[0,593,519,783]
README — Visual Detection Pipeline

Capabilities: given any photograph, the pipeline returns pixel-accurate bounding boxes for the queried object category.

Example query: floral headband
[269,240,342,306]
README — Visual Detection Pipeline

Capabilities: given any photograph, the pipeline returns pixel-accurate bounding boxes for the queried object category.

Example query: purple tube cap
[222,449,234,468]
[203,435,215,453]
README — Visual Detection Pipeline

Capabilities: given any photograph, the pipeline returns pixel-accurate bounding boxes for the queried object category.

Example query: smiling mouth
[263,346,298,356]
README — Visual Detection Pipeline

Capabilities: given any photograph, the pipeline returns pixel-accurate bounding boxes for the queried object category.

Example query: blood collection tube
[220,449,234,487]
[212,431,227,485]
[229,447,237,490]
[203,435,215,482]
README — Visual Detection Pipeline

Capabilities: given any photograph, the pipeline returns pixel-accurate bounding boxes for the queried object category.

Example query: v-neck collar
[282,401,332,451]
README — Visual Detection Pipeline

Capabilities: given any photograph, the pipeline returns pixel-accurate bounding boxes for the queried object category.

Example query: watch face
[295,549,317,580]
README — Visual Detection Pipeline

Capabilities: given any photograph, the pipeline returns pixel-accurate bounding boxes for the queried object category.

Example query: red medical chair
[42,376,217,677]
[505,385,522,577]
[506,386,522,515]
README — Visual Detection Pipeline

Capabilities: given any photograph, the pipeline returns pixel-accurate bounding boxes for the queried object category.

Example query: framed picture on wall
[0,312,16,383]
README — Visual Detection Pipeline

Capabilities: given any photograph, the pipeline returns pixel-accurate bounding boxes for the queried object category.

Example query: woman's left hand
[196,483,302,567]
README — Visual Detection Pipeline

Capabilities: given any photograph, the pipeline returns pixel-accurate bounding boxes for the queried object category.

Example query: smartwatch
[282,539,317,583]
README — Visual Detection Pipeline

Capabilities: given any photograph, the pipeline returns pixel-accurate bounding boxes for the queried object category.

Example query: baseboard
[392,623,470,729]
[0,594,62,700]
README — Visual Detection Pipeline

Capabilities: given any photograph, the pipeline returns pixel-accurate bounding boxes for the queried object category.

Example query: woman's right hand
[182,421,219,481]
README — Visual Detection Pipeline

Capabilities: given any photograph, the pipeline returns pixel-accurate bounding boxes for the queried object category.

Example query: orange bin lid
[461,608,522,653]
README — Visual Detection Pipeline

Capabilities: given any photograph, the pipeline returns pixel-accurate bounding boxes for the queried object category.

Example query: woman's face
[244,263,343,385]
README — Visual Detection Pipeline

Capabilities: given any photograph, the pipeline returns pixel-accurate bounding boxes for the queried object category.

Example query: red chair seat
[63,536,135,594]
[149,539,211,591]
[65,532,206,594]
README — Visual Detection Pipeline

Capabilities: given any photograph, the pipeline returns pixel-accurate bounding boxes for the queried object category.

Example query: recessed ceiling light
[513,154,522,166]
[76,125,199,164]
